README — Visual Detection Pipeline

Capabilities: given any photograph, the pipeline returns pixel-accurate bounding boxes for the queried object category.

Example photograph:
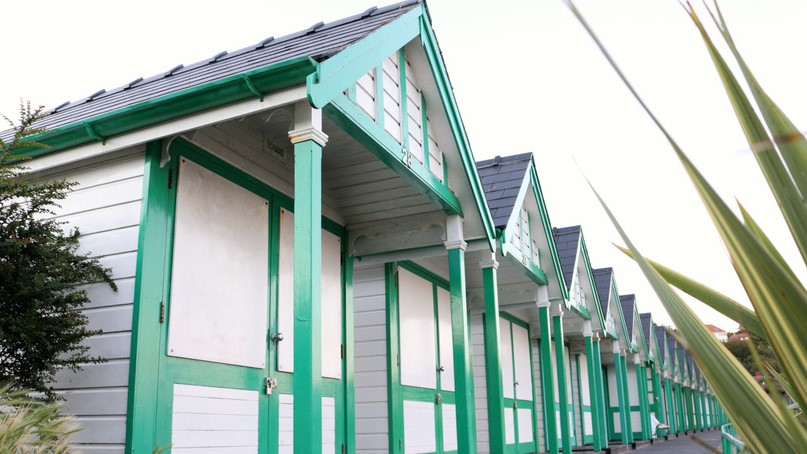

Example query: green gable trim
[499,238,548,286]
[15,57,316,159]
[418,10,495,251]
[326,94,462,215]
[306,6,422,109]
[577,231,606,328]
[529,163,568,301]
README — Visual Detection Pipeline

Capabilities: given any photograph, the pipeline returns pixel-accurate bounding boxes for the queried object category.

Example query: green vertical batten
[398,48,409,152]
[693,389,702,430]
[593,341,607,447]
[664,378,675,434]
[293,138,323,453]
[447,247,477,453]
[614,354,630,445]
[636,364,651,440]
[688,388,697,431]
[385,264,403,453]
[125,141,169,453]
[538,306,558,454]
[552,314,571,454]
[421,93,430,173]
[584,337,602,451]
[482,266,506,453]
[651,368,664,426]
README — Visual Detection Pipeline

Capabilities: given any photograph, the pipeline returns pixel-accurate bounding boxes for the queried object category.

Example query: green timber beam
[325,94,463,216]
[583,325,603,452]
[537,292,558,454]
[635,360,651,440]
[481,255,506,453]
[593,338,608,447]
[290,103,327,453]
[552,305,571,454]
[446,215,477,453]
[614,350,630,445]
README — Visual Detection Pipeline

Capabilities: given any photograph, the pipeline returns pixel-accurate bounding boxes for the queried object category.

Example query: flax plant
[0,385,77,453]
[566,1,807,452]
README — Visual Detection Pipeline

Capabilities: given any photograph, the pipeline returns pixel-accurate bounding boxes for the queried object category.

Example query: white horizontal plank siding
[45,149,145,453]
[442,403,458,452]
[626,366,642,430]
[172,384,258,452]
[356,69,377,120]
[607,367,620,433]
[403,400,436,453]
[532,339,546,452]
[353,264,389,454]
[382,54,402,143]
[471,314,489,454]
[404,57,424,165]
[279,394,294,454]
[571,354,582,445]
[323,397,336,453]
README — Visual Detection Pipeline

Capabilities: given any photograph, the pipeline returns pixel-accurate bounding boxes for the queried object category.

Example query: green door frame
[499,312,539,453]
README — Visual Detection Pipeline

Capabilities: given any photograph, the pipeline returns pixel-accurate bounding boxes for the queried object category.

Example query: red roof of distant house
[729,331,751,341]
[705,324,726,334]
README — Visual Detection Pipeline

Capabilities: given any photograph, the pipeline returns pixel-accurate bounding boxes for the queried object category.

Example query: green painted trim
[18,57,316,159]
[584,337,603,451]
[576,228,606,324]
[292,137,324,452]
[614,354,630,444]
[418,11,496,251]
[344,255,356,453]
[527,166,568,303]
[399,48,410,153]
[375,64,385,129]
[537,308,558,454]
[399,260,449,290]
[421,92,430,173]
[664,378,676,434]
[306,7,421,108]
[553,314,572,454]
[499,241,548,285]
[447,247,477,452]
[636,364,651,440]
[482,266,506,452]
[125,141,168,454]
[385,263,403,453]
[326,94,462,216]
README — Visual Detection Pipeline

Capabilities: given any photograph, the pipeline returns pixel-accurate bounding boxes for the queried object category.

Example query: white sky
[3,0,805,331]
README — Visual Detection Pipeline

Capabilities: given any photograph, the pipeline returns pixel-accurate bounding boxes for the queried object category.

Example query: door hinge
[341,443,345,454]
[159,302,165,323]
[167,168,173,189]
[397,354,400,367]
[341,344,345,359]
[399,439,402,452]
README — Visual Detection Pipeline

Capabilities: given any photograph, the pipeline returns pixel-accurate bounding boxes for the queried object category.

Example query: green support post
[675,382,684,434]
[538,300,558,454]
[694,389,702,430]
[664,377,675,435]
[593,339,607,447]
[584,330,603,452]
[553,307,571,454]
[636,362,651,440]
[650,367,664,428]
[614,351,630,445]
[445,217,477,453]
[290,106,327,453]
[481,257,506,453]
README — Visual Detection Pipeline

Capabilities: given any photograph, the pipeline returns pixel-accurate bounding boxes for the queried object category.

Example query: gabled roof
[476,153,532,228]
[640,313,653,346]
[705,324,726,334]
[655,326,668,362]
[24,0,419,135]
[553,225,581,290]
[620,294,637,340]
[593,267,613,318]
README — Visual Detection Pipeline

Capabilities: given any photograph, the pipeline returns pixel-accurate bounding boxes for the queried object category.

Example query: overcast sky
[3,0,805,330]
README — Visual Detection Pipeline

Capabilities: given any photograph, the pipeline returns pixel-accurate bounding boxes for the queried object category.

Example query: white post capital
[535,286,550,308]
[444,215,467,251]
[634,353,642,365]
[479,251,498,270]
[289,101,328,146]
[582,320,593,337]
[612,342,621,355]
[550,302,564,318]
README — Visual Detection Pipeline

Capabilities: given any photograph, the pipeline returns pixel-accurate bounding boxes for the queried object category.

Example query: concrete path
[640,430,723,453]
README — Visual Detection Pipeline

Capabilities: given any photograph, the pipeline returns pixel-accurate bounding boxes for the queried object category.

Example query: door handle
[270,332,284,343]
[437,365,445,373]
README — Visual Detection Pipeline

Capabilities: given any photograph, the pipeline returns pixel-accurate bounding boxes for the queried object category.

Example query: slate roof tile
[620,294,636,339]
[475,152,532,229]
[592,267,613,318]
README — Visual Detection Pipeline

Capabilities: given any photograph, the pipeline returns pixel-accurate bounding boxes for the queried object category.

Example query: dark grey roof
[620,294,636,339]
[592,267,613,318]
[553,225,581,291]
[668,338,679,364]
[26,1,419,134]
[655,326,667,361]
[640,313,653,351]
[475,153,532,229]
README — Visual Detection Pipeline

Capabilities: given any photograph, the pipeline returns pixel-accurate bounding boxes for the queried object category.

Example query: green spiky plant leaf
[566,0,807,451]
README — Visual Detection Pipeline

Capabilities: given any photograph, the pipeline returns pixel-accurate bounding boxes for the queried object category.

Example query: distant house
[729,330,751,342]
[705,324,728,342]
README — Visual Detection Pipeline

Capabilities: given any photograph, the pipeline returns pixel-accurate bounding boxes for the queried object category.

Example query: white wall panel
[436,287,454,392]
[471,314,489,454]
[512,324,532,401]
[323,397,336,453]
[518,408,534,443]
[171,384,259,450]
[167,158,269,368]
[403,400,436,453]
[278,208,295,372]
[442,403,458,452]
[399,268,436,389]
[500,319,514,400]
[504,407,516,444]
[279,394,294,454]
[579,353,590,405]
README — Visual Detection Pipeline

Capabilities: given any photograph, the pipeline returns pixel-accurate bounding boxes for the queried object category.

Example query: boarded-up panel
[279,394,294,454]
[323,397,336,453]
[426,120,443,182]
[504,407,515,444]
[322,230,342,379]
[512,323,532,401]
[442,403,458,451]
[518,408,534,443]
[404,400,436,453]
[278,209,343,378]
[167,158,268,368]
[399,269,436,389]
[500,319,514,400]
[436,287,454,392]
[171,384,259,450]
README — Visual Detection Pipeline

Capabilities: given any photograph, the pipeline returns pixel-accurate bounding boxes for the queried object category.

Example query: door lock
[265,377,278,395]
[435,393,441,405]
[270,332,284,343]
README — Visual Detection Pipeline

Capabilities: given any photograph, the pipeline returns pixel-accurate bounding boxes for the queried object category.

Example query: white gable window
[571,270,587,309]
